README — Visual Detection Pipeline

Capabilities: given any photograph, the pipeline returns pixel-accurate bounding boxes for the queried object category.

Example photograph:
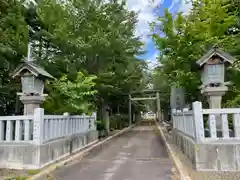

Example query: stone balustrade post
[33,108,44,145]
[63,112,70,135]
[90,112,96,131]
[172,109,176,128]
[192,101,205,143]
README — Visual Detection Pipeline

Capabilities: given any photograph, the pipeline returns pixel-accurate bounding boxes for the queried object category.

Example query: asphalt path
[50,126,174,180]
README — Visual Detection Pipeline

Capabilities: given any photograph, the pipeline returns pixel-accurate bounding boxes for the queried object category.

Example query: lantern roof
[196,46,236,67]
[11,61,54,79]
[11,42,54,79]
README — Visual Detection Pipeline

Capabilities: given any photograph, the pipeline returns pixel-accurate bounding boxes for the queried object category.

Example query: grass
[2,169,40,180]
[4,176,27,180]
[26,169,40,176]
[4,173,54,180]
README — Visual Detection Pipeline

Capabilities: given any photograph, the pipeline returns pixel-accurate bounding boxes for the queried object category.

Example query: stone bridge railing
[0,108,98,169]
[172,101,240,171]
[172,109,195,140]
[172,102,240,142]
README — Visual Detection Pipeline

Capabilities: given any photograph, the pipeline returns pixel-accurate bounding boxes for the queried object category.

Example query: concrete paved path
[50,126,174,180]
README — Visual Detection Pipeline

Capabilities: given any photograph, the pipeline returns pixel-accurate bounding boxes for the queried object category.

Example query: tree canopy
[0,0,148,116]
[151,0,240,110]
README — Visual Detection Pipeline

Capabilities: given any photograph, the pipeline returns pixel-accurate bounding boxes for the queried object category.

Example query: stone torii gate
[128,90,161,125]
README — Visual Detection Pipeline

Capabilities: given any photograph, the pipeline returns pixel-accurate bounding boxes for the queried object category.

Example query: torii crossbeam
[128,90,161,126]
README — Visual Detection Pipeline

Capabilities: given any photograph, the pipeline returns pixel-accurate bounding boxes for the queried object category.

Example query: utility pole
[156,92,161,122]
[129,94,132,126]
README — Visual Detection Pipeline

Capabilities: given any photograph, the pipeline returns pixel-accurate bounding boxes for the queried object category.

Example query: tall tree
[151,0,238,106]
[0,0,28,115]
[0,0,147,115]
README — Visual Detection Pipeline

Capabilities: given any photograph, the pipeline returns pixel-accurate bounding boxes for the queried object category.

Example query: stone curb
[28,126,133,180]
[155,121,191,180]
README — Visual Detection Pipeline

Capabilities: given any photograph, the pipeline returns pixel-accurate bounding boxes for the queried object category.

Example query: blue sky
[125,0,192,69]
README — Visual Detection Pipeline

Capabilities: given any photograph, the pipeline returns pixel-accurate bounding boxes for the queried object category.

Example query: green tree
[151,0,237,106]
[0,0,147,116]
[44,72,97,114]
[0,0,28,115]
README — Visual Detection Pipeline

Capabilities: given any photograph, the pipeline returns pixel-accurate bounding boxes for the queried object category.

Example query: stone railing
[43,111,96,144]
[172,101,240,171]
[0,108,96,144]
[0,115,34,142]
[172,102,204,143]
[0,108,98,169]
[202,108,240,141]
[172,109,195,140]
[173,102,240,143]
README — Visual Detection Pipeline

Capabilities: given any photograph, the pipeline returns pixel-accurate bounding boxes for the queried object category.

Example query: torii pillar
[156,92,161,121]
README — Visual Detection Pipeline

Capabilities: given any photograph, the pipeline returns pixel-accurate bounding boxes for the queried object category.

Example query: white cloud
[146,52,159,69]
[125,0,192,68]
[126,0,164,41]
[169,0,180,13]
[169,0,192,15]
[124,0,192,41]
[178,0,192,15]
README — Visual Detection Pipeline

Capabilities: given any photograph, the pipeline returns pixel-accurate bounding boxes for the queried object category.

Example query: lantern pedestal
[18,93,47,115]
[201,86,228,132]
[201,86,228,108]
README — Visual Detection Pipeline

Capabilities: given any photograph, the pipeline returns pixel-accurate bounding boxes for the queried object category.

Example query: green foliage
[4,176,27,180]
[0,0,28,115]
[151,0,240,106]
[44,72,97,114]
[110,114,129,129]
[225,87,240,108]
[26,169,40,175]
[95,120,106,131]
[0,0,147,115]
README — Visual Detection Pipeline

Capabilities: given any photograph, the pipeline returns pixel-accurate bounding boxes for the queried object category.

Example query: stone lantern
[197,46,235,131]
[11,43,54,115]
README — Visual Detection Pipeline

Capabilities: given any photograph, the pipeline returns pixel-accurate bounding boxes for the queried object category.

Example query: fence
[172,101,240,143]
[172,109,195,139]
[0,108,96,144]
[0,108,98,169]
